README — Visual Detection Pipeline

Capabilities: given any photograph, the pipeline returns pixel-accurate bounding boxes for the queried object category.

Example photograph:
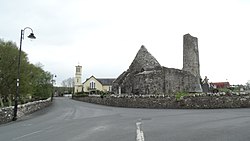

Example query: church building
[112,34,203,95]
[74,65,115,94]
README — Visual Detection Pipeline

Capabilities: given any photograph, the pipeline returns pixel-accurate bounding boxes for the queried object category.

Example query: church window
[108,86,112,91]
[90,81,96,89]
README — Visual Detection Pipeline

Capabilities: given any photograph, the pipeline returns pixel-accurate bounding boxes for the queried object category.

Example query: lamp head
[27,33,36,39]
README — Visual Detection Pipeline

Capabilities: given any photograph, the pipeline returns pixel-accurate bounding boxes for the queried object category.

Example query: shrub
[218,88,231,95]
[73,93,88,97]
[175,92,188,101]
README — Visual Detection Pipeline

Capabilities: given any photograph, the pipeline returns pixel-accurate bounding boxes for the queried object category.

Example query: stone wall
[130,69,165,95]
[72,94,250,109]
[113,66,202,95]
[0,98,51,124]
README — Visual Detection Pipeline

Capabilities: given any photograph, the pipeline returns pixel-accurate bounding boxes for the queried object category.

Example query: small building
[210,82,230,89]
[74,65,115,94]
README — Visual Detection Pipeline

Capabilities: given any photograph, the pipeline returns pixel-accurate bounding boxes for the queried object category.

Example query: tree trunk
[0,95,4,107]
[7,94,12,106]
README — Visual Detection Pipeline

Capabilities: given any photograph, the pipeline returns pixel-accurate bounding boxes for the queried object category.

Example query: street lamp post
[51,74,56,101]
[12,27,36,121]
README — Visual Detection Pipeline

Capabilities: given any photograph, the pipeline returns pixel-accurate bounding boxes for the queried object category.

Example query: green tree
[0,39,19,106]
[31,63,53,100]
[0,39,52,107]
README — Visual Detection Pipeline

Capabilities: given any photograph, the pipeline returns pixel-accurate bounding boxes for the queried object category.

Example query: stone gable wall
[129,45,161,72]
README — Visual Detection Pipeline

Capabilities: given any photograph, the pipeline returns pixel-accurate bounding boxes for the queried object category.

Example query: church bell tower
[74,65,82,93]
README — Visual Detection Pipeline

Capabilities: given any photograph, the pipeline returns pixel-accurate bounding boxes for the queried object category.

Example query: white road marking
[12,126,53,140]
[21,123,32,127]
[70,125,108,141]
[136,122,145,141]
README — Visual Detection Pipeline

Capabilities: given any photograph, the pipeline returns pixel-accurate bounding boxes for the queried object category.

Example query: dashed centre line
[12,126,53,140]
[136,122,145,141]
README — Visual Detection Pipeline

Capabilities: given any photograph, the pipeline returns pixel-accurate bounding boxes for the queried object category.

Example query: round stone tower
[183,34,202,92]
[183,33,200,78]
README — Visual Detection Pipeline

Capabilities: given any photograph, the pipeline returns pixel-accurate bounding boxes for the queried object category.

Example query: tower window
[76,67,80,72]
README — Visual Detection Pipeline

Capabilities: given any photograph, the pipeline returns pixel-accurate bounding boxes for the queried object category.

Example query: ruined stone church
[112,34,202,95]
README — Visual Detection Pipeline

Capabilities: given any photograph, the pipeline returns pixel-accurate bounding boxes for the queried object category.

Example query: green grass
[175,92,188,101]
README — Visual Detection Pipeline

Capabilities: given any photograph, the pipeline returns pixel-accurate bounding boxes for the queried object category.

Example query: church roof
[97,78,116,85]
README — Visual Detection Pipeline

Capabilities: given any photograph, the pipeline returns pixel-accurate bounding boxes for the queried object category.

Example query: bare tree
[246,80,250,90]
[61,77,74,93]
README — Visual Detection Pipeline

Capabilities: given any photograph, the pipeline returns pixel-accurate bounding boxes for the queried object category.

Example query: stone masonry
[112,34,202,95]
[0,98,51,124]
[183,34,200,78]
[73,93,250,109]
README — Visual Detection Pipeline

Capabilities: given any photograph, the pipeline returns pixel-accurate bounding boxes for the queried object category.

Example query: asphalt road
[1,97,250,141]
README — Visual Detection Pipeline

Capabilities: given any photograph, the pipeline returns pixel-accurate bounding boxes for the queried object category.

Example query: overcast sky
[1,0,250,86]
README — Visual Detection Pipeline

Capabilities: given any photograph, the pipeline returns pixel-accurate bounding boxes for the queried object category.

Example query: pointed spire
[129,45,161,72]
